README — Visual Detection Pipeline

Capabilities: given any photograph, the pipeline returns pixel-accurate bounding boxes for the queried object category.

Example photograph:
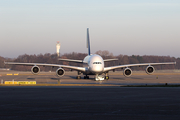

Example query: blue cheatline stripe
[87,28,91,55]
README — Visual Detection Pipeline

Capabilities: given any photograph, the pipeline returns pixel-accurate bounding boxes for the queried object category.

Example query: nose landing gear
[95,74,104,81]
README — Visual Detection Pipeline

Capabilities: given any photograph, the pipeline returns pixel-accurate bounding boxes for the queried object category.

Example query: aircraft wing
[4,62,86,72]
[103,62,176,72]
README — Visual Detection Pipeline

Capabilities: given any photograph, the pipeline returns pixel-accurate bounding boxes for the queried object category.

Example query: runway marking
[4,81,18,84]
[4,81,36,85]
[6,73,19,76]
[7,74,13,75]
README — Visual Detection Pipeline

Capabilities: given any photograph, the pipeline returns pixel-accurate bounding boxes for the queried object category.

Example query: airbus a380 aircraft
[5,28,176,80]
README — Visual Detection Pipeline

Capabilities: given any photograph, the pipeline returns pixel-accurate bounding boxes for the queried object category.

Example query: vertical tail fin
[87,28,91,55]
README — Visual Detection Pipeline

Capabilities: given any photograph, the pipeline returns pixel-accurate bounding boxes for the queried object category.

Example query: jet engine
[56,68,65,77]
[146,66,155,74]
[123,68,132,77]
[31,66,40,75]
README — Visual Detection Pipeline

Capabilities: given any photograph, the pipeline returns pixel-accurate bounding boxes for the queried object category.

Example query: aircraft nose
[91,65,103,73]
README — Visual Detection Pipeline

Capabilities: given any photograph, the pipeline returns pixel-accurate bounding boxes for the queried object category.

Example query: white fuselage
[83,54,104,75]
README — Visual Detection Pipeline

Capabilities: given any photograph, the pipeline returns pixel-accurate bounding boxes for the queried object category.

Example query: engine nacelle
[56,68,65,77]
[31,66,40,75]
[123,68,132,77]
[146,66,155,74]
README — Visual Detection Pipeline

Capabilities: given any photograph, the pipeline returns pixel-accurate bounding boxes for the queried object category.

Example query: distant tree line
[0,56,12,69]
[0,50,179,71]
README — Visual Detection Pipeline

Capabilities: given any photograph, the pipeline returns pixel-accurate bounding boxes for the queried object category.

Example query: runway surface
[0,70,180,120]
[0,86,180,120]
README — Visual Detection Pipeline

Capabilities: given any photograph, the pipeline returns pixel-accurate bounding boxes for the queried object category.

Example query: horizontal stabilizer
[58,58,84,63]
[104,59,118,62]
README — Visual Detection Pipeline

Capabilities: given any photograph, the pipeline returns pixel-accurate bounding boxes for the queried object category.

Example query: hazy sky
[0,0,180,58]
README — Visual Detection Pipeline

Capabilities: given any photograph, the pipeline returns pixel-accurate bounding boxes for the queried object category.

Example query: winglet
[87,28,91,55]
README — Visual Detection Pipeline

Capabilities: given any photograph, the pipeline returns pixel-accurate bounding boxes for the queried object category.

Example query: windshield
[93,62,102,64]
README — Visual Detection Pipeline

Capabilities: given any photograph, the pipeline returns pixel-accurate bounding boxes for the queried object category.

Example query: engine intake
[56,68,65,77]
[146,66,155,74]
[31,66,40,75]
[123,68,132,77]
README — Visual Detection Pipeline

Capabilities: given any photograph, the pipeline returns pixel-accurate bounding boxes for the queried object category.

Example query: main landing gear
[84,75,89,79]
[76,76,89,79]
[76,72,90,79]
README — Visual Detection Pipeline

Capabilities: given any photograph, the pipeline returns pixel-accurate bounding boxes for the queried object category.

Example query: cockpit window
[93,62,102,64]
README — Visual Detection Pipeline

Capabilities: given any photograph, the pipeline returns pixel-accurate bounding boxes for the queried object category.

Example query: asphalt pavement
[0,86,180,120]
